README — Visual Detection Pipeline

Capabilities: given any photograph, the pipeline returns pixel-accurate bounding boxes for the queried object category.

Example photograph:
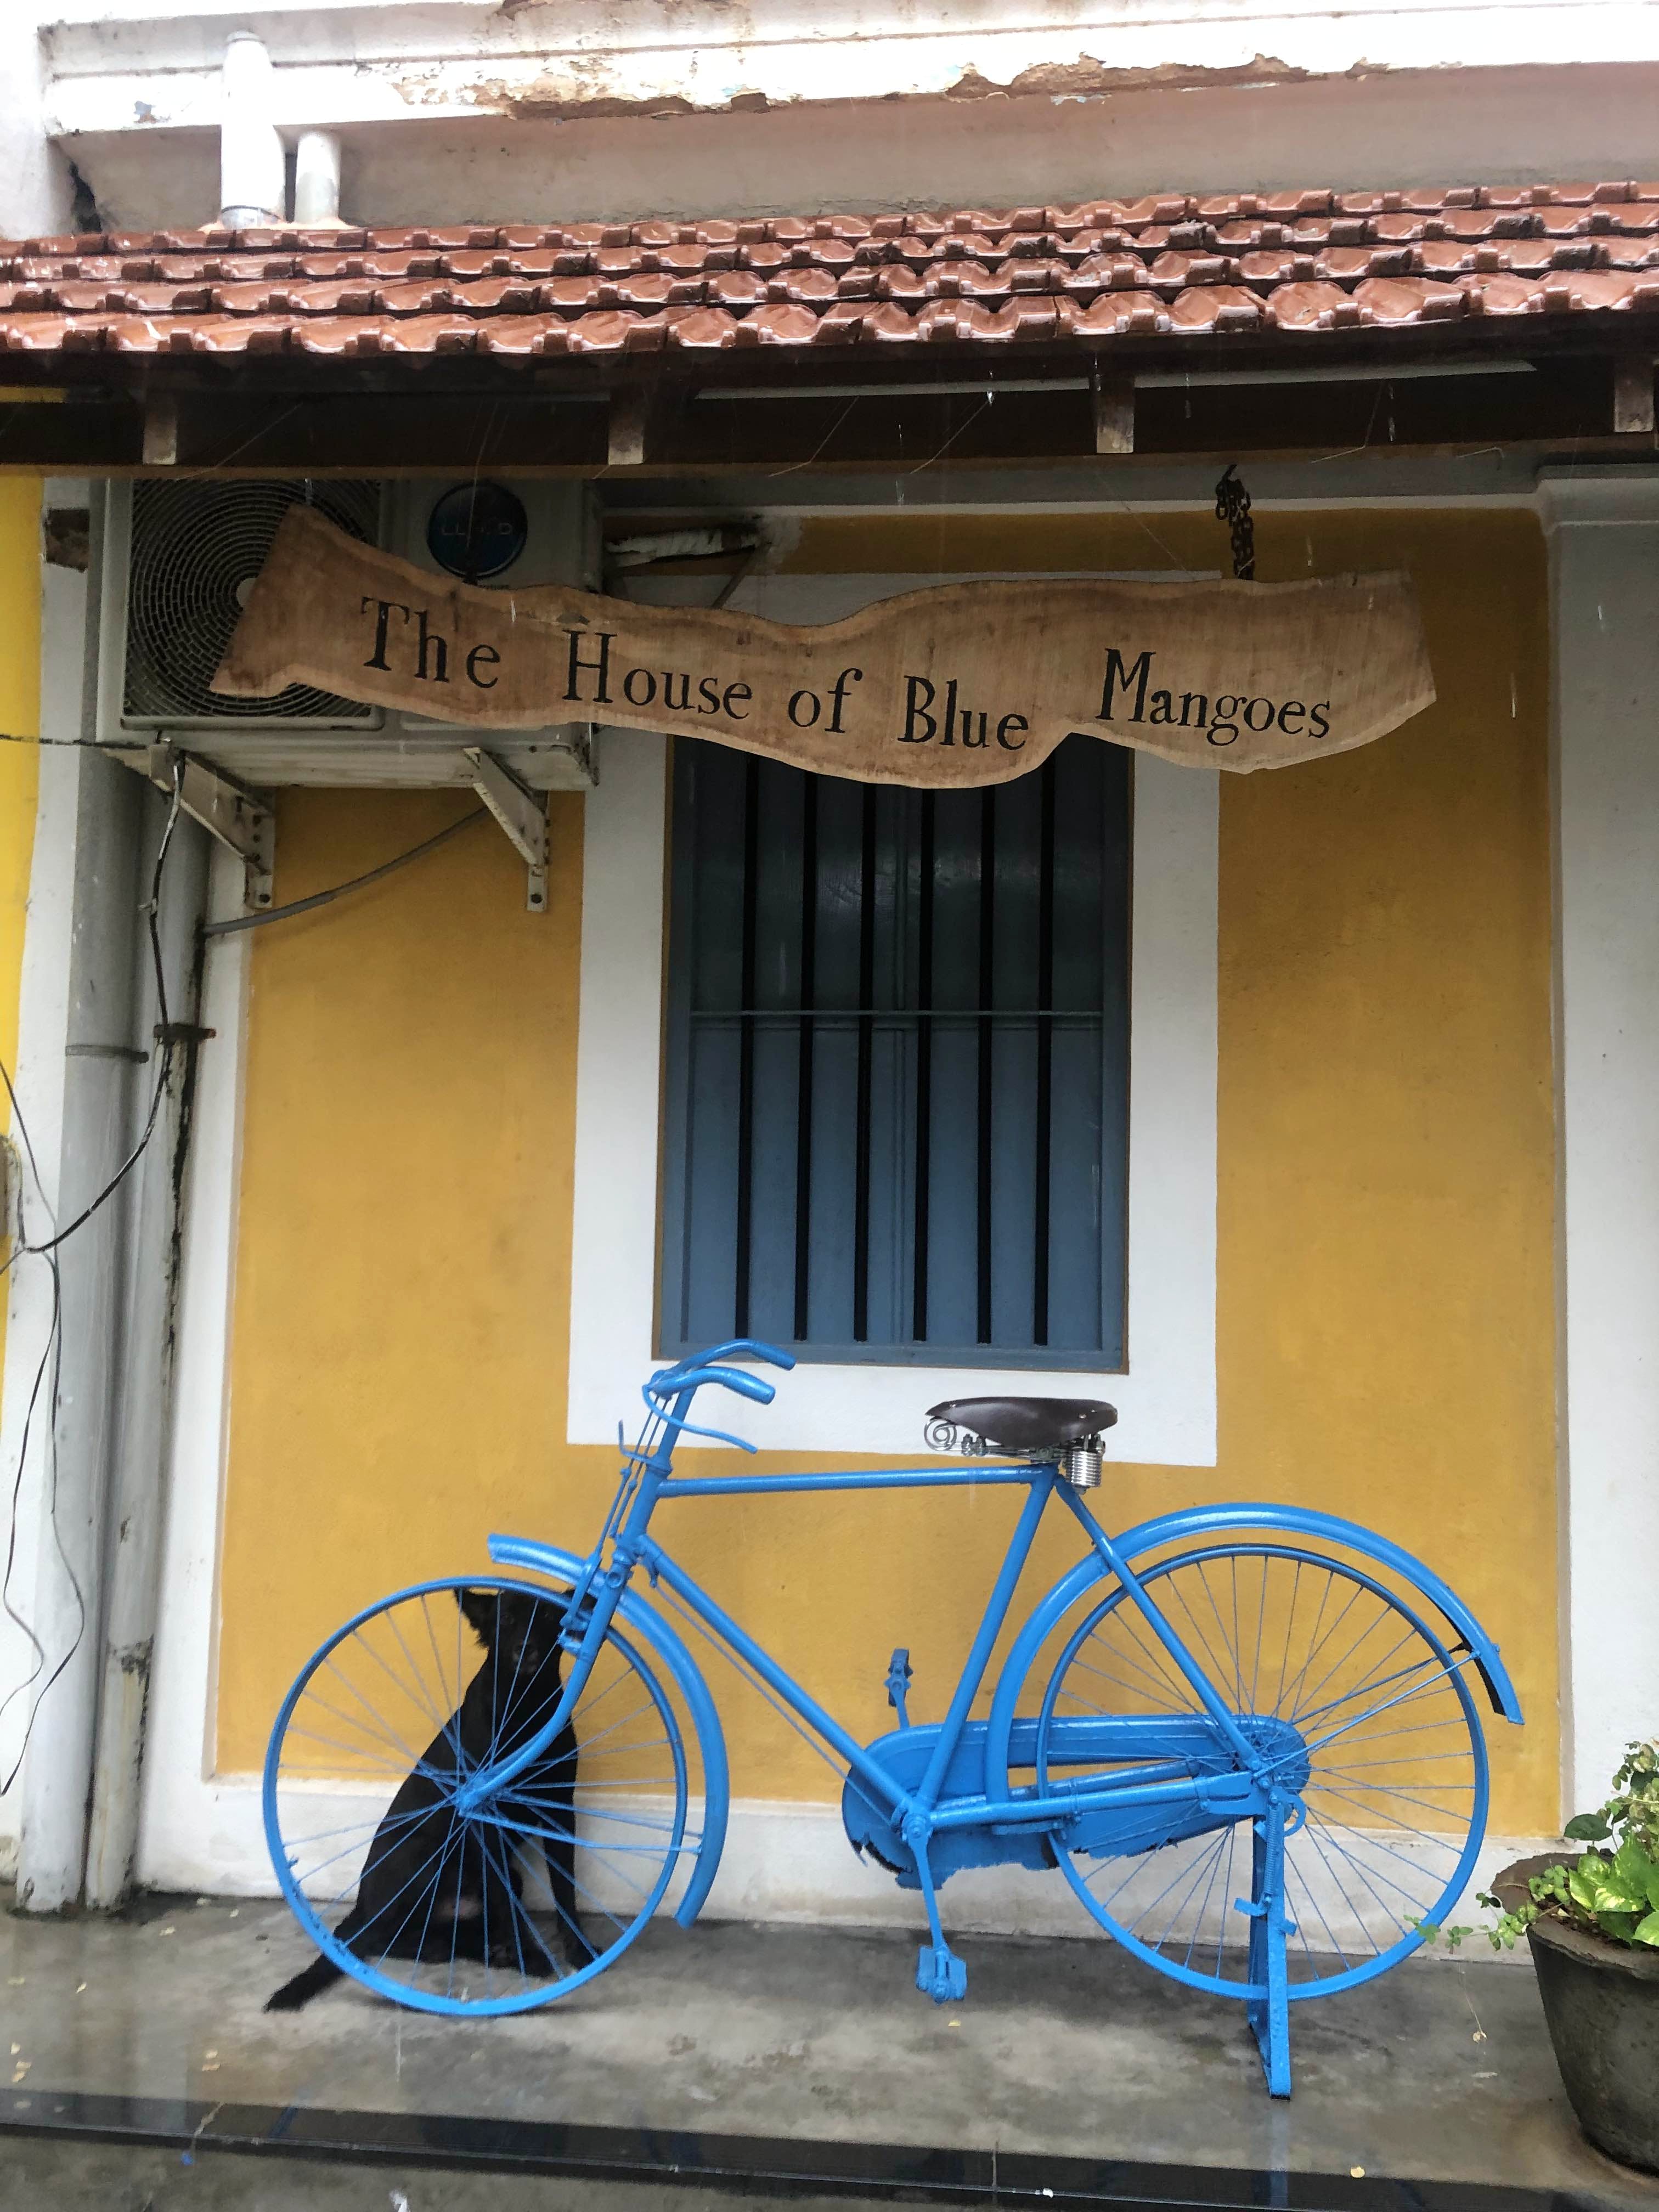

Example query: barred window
[659,735,1131,1367]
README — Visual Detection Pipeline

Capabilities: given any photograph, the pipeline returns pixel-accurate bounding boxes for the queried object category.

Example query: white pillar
[0,484,88,1880]
[0,5,72,240]
[1540,468,1659,1814]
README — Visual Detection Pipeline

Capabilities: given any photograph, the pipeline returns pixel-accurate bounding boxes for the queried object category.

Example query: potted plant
[1482,1740,1659,2174]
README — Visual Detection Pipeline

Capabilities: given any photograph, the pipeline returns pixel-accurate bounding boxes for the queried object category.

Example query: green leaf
[1612,1836,1652,1886]
[1565,1813,1612,1842]
[1633,1910,1659,1948]
[1599,1910,1642,1942]
[1569,1863,1606,1913]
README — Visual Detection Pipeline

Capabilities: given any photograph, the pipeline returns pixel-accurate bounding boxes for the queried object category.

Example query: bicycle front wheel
[1028,1543,1488,2000]
[264,1576,689,2015]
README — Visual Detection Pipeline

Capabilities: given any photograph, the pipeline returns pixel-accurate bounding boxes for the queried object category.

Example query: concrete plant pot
[1492,1855,1659,2175]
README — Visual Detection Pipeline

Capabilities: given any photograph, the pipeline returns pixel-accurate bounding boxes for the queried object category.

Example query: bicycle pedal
[885,1647,913,1726]
[915,1944,968,2004]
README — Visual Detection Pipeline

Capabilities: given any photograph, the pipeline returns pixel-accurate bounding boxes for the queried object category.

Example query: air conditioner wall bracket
[464,747,549,914]
[142,744,275,912]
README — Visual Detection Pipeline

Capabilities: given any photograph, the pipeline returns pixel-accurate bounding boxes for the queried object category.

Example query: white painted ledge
[42,2,1659,136]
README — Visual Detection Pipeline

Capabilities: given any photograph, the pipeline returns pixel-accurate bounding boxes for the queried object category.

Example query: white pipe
[83,809,211,1911]
[293,129,342,228]
[16,752,145,1914]
[219,32,285,229]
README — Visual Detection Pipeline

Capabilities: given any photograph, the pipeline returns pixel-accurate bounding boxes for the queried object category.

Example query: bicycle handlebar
[659,1363,776,1407]
[654,1339,795,1380]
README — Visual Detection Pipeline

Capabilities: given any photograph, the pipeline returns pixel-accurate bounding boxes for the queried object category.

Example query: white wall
[0,5,69,239]
[1540,470,1659,1816]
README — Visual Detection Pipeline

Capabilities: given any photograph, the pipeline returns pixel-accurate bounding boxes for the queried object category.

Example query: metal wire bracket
[464,746,549,913]
[1214,465,1256,582]
[142,743,274,911]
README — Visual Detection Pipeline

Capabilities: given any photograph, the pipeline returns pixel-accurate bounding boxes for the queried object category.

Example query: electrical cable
[201,805,488,938]
[0,766,184,1280]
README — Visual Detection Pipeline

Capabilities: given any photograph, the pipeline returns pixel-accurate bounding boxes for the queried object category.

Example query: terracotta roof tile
[4,183,1657,364]
[1265,280,1361,329]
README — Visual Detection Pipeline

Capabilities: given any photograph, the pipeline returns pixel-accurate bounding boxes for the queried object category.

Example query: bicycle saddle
[926,1397,1118,1454]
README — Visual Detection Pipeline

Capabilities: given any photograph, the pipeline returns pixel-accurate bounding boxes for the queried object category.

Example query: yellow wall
[0,482,42,1390]
[216,506,1559,1837]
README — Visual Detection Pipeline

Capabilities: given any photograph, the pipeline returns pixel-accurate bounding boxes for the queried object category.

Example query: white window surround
[567,574,1218,1466]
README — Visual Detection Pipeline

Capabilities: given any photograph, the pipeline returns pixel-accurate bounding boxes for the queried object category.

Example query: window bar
[792,777,818,1343]
[733,757,760,1336]
[852,786,878,1342]
[976,788,996,1345]
[912,791,935,1342]
[1033,760,1056,1346]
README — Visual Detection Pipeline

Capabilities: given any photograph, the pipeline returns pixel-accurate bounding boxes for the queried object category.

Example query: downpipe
[15,757,211,1912]
[83,800,211,1908]
[16,754,145,1912]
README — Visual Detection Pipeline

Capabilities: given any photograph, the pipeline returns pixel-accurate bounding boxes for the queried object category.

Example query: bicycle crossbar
[661,1465,1038,1497]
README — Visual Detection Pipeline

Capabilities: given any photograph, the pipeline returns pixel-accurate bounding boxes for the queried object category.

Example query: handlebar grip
[668,1364,776,1406]
[727,1338,795,1372]
[672,1338,795,1374]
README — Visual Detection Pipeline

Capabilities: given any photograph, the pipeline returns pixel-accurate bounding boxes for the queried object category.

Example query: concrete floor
[3,1894,1658,2208]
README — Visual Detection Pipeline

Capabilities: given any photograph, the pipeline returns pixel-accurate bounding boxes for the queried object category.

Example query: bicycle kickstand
[1240,1797,1295,2099]
[905,1817,967,2005]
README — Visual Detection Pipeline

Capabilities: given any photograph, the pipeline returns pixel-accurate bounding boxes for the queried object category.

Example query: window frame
[565,569,1217,1467]
[657,742,1132,1370]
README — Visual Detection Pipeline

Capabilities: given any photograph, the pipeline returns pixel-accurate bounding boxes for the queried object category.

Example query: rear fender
[487,1533,729,1927]
[985,1500,1521,1790]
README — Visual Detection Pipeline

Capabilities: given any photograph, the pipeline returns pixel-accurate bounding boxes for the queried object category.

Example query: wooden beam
[1613,355,1656,437]
[142,394,179,467]
[1091,363,1135,455]
[607,390,649,470]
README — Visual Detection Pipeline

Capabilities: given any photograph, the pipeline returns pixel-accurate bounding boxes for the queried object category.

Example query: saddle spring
[1063,1442,1103,1490]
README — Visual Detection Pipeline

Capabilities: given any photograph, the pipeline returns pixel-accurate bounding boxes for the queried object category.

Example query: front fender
[487,1533,729,1928]
[986,1500,1521,1791]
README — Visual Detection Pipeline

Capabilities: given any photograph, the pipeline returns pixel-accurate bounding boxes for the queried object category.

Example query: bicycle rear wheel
[1028,1542,1488,2000]
[264,1576,689,2015]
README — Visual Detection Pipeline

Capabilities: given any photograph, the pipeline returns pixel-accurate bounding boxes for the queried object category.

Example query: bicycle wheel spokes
[1031,1544,1487,1999]
[265,1577,690,2016]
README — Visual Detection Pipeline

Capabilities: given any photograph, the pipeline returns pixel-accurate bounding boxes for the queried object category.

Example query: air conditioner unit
[99,478,384,759]
[385,477,600,791]
[97,477,599,794]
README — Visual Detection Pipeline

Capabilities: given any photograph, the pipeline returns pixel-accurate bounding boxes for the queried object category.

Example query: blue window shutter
[660,736,1130,1368]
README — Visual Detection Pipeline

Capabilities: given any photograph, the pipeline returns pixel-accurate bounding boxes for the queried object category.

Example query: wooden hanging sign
[213,505,1435,783]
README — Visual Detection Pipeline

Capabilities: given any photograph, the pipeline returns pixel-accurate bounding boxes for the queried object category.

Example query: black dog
[266,1587,594,2010]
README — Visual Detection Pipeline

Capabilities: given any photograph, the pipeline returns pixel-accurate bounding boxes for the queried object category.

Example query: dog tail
[264,1919,358,2013]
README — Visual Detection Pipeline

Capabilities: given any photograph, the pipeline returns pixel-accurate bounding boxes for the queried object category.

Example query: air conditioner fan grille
[123,481,380,724]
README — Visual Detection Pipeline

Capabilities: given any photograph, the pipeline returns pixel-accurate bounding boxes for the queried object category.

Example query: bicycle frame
[455,1361,1271,1854]
[265,1336,1519,2094]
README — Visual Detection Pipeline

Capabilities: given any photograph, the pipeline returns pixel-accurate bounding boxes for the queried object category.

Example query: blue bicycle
[265,1340,1520,2095]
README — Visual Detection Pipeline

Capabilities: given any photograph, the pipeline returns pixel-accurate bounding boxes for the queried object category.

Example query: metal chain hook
[1215,464,1255,582]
